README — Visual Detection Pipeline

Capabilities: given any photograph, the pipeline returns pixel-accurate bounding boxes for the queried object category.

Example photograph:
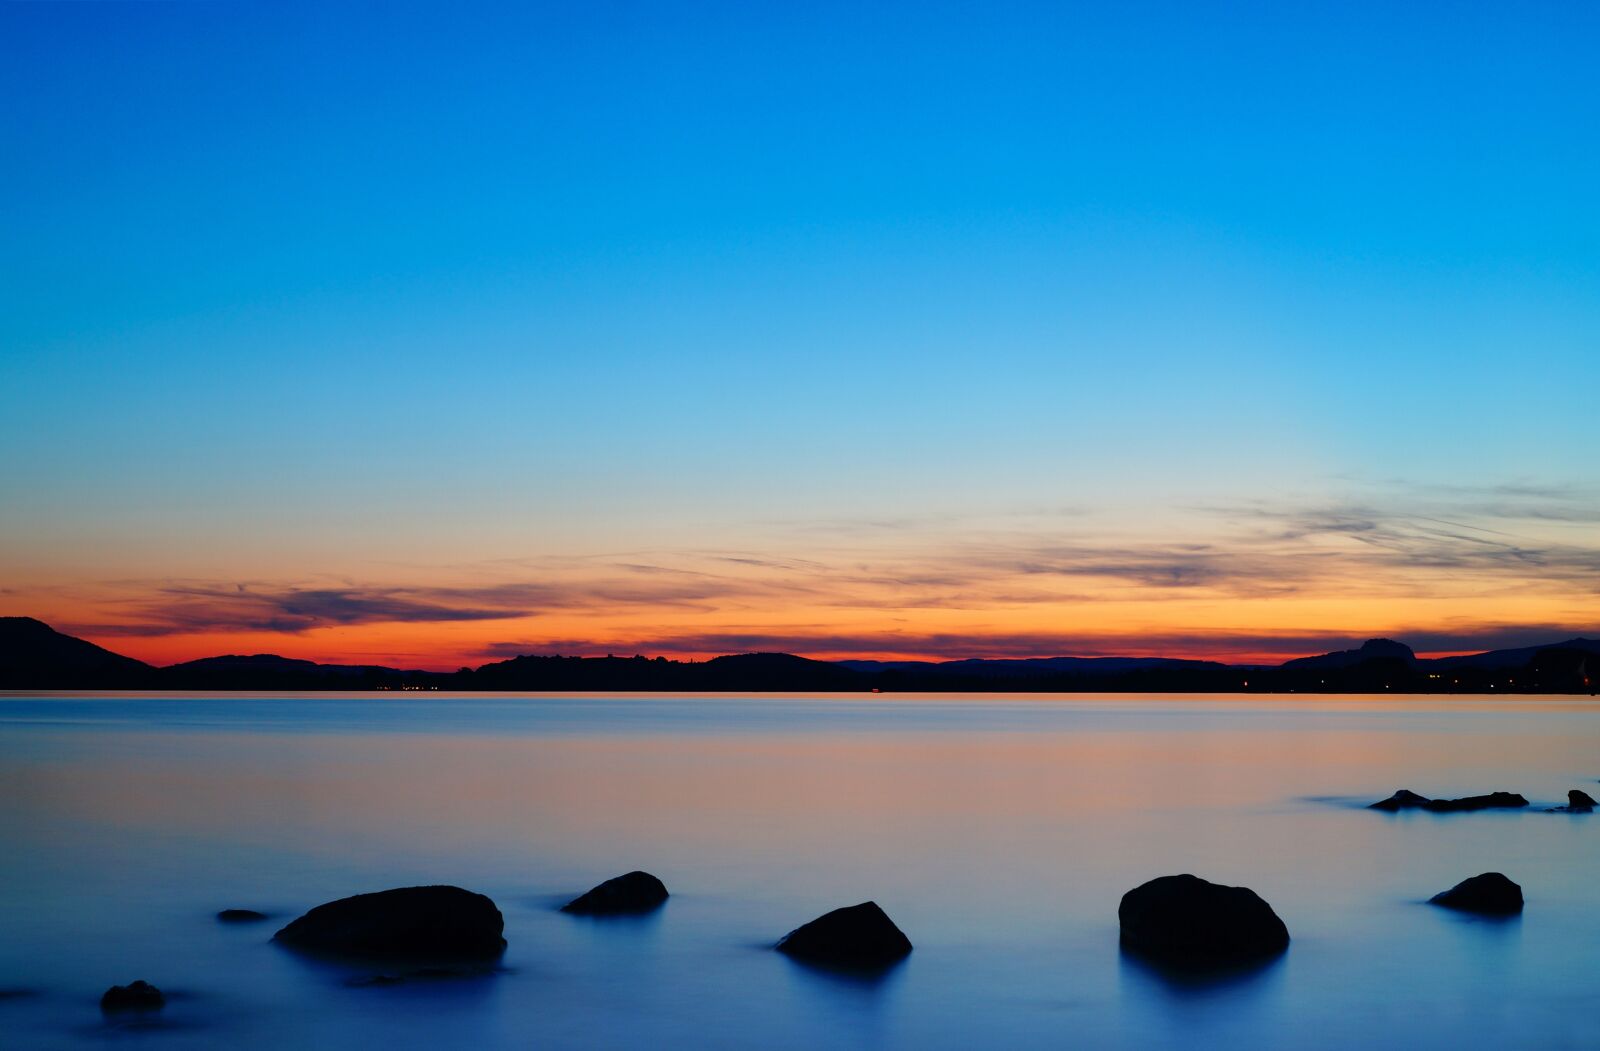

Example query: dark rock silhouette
[217,909,269,923]
[1421,791,1528,812]
[100,980,164,1013]
[1368,789,1528,812]
[775,902,912,968]
[1546,789,1596,813]
[1119,874,1289,967]
[561,871,669,915]
[1369,789,1432,811]
[273,886,505,960]
[1429,873,1523,914]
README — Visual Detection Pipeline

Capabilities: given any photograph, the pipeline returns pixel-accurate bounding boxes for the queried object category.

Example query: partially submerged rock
[1369,789,1431,811]
[1429,872,1523,914]
[100,981,164,1013]
[1368,789,1528,812]
[1422,792,1528,813]
[1545,789,1596,813]
[561,871,669,915]
[217,908,269,923]
[776,901,912,968]
[1119,874,1289,967]
[273,886,505,960]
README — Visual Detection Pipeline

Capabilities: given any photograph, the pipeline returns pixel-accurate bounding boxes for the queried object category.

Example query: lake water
[0,692,1596,1049]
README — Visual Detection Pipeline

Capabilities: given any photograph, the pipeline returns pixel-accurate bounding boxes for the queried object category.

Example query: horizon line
[13,616,1592,673]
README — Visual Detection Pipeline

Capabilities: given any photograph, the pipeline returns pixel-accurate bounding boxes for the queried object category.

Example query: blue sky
[2,1,1597,664]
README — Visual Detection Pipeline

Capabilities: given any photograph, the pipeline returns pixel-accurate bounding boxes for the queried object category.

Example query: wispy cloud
[77,584,537,637]
[33,481,1600,660]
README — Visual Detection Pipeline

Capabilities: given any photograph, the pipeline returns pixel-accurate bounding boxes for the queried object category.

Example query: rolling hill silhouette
[0,618,1594,693]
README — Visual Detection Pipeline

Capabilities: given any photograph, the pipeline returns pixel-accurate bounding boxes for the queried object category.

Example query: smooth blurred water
[0,692,1596,1049]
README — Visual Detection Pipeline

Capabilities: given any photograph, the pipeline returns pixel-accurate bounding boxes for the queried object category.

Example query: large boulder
[1119,874,1290,967]
[100,980,164,1013]
[273,886,505,959]
[1429,872,1523,914]
[561,871,668,915]
[217,909,269,923]
[775,902,912,968]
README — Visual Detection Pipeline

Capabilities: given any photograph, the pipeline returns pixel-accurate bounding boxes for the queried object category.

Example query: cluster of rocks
[95,837,1551,1019]
[1368,786,1597,814]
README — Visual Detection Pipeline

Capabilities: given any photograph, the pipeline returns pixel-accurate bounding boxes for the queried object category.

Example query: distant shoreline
[3,617,1595,694]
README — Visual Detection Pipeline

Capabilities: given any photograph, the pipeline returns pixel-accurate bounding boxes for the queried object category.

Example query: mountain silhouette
[1280,638,1416,670]
[0,617,152,687]
[1431,638,1600,669]
[0,618,1594,693]
[159,653,428,690]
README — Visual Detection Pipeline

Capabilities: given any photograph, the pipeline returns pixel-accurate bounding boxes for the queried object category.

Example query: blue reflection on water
[0,692,1596,1049]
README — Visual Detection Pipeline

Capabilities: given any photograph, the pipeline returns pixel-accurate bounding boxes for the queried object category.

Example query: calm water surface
[0,693,1596,1049]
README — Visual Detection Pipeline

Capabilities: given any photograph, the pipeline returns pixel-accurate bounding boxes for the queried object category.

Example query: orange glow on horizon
[11,506,1598,672]
[60,618,1587,673]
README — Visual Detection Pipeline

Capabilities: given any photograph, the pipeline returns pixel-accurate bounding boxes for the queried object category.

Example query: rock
[1369,789,1530,812]
[1429,872,1523,914]
[100,980,164,1013]
[273,886,505,959]
[217,909,269,923]
[1119,874,1290,966]
[1421,792,1528,813]
[1369,789,1431,811]
[561,871,669,915]
[775,901,913,968]
[1545,789,1596,813]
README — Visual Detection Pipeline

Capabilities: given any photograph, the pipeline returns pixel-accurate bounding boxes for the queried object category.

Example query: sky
[2,1,1597,670]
